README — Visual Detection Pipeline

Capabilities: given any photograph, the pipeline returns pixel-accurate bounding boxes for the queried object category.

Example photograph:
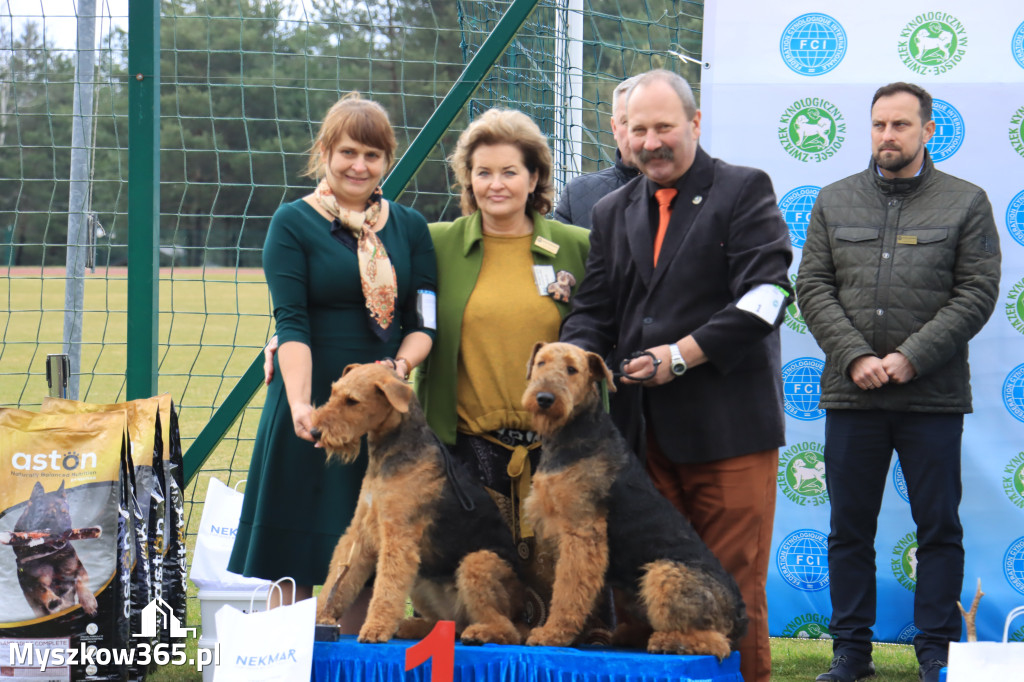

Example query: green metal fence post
[126,0,159,401]
[182,0,542,484]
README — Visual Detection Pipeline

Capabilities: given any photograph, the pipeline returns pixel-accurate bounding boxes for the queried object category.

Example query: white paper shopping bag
[212,580,316,682]
[190,477,270,589]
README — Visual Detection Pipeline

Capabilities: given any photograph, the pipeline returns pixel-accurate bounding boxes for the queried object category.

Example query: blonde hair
[448,108,554,216]
[303,92,397,179]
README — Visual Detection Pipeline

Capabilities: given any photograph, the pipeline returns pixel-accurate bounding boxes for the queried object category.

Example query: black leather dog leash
[615,350,662,382]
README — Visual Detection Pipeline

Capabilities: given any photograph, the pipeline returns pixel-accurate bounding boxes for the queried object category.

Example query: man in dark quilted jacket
[553,75,640,228]
[796,82,1001,682]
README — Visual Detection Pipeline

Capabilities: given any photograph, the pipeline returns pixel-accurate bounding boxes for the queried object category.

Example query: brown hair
[302,92,397,179]
[871,82,933,123]
[448,108,554,216]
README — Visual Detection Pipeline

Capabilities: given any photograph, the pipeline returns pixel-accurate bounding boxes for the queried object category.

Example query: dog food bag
[0,408,132,681]
[41,397,166,681]
[157,395,186,647]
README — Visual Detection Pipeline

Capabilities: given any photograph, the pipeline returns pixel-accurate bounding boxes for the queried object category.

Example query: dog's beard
[321,437,362,464]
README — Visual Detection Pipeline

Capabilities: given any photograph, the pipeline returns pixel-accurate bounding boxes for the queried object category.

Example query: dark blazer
[560,146,793,463]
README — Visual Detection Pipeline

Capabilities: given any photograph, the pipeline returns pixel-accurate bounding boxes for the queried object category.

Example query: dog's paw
[461,622,521,646]
[525,624,575,648]
[79,591,98,616]
[395,617,433,641]
[357,621,395,644]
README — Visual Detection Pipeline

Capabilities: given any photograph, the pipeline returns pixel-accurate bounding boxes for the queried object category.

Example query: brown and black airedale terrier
[521,341,747,658]
[309,362,524,645]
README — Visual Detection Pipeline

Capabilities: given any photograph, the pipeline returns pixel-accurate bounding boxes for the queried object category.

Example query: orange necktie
[653,187,677,266]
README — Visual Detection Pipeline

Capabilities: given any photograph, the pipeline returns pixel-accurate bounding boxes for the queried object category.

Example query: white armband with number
[735,283,788,325]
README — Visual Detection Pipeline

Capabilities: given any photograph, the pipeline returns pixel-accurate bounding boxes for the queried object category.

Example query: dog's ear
[525,341,546,379]
[587,352,616,393]
[341,363,361,377]
[376,376,413,414]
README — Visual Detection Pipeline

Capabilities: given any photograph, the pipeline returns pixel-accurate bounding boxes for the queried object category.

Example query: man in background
[553,75,640,228]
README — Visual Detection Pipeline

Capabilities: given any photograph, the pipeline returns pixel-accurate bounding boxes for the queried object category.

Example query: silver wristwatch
[669,343,687,377]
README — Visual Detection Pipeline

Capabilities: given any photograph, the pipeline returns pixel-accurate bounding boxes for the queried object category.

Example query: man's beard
[873,144,918,173]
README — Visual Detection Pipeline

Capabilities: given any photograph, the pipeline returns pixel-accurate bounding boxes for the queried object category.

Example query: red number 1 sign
[404,620,455,682]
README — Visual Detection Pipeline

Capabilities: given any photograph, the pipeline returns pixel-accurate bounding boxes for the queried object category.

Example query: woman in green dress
[229,93,436,624]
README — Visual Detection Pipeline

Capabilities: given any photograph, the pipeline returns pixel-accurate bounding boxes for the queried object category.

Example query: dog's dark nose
[536,392,555,409]
[309,426,321,441]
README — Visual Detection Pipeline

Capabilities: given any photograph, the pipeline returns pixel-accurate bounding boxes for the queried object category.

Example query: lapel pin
[692,195,703,205]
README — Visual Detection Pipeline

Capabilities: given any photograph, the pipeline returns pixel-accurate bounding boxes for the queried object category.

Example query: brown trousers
[645,434,778,682]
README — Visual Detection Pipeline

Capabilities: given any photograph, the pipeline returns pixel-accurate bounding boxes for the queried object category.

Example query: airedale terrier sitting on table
[521,341,748,658]
[310,362,524,645]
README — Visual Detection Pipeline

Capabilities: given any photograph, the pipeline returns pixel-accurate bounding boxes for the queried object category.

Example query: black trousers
[824,409,964,664]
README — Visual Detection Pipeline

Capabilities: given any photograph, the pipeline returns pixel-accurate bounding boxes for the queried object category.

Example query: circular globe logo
[779,185,820,249]
[783,357,824,420]
[892,461,910,503]
[780,14,847,76]
[1003,363,1024,423]
[777,529,829,591]
[1004,536,1024,595]
[899,14,967,75]
[926,99,965,162]
[1012,21,1024,70]
[1007,190,1024,247]
[896,622,921,645]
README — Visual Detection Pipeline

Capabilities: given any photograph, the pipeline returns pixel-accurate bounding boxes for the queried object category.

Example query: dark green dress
[228,198,436,585]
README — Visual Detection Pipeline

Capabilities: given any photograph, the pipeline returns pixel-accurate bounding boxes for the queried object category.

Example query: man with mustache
[560,68,792,682]
[796,82,1000,682]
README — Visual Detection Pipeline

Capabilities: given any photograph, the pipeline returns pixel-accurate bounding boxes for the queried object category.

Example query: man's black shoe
[815,655,876,682]
[918,659,946,682]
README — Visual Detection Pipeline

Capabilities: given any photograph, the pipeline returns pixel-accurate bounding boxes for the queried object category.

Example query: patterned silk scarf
[315,179,397,341]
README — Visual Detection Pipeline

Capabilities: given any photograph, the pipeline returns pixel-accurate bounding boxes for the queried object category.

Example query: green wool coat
[416,210,590,444]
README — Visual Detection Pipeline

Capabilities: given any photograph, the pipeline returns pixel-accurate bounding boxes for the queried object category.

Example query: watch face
[672,362,686,376]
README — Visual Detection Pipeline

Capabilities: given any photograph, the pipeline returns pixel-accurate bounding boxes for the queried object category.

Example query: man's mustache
[637,146,675,164]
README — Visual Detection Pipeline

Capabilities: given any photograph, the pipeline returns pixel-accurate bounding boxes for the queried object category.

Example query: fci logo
[779,14,847,76]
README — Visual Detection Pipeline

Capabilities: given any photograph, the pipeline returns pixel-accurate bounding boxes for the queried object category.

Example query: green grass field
[1,268,923,681]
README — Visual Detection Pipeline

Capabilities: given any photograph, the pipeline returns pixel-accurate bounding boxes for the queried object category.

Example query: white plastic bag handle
[1002,605,1024,643]
[251,576,294,612]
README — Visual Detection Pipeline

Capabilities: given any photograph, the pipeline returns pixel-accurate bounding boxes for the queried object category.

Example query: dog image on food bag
[4,480,100,617]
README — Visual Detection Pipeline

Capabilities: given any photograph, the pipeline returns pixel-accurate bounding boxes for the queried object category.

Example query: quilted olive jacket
[795,152,1000,413]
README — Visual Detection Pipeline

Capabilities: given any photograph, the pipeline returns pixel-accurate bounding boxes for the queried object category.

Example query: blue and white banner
[701,2,1024,644]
